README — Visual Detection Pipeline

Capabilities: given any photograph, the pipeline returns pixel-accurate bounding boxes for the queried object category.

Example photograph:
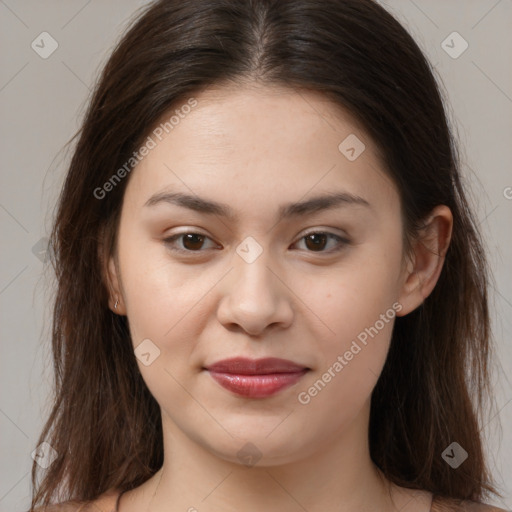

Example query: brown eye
[295,232,349,253]
[305,233,328,251]
[181,233,206,251]
[163,232,217,253]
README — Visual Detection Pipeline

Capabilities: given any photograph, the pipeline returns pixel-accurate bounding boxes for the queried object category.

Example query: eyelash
[162,230,350,255]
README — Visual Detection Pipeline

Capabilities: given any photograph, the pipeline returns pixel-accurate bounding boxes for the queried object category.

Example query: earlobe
[106,255,126,315]
[396,205,453,317]
[98,224,126,315]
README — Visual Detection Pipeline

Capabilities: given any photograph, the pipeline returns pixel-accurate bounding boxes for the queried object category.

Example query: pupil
[306,233,326,251]
[184,233,204,250]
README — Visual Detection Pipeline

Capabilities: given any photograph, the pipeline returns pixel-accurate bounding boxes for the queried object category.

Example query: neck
[121,400,429,512]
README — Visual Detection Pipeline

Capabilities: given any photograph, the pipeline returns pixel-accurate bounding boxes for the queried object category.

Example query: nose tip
[216,252,294,335]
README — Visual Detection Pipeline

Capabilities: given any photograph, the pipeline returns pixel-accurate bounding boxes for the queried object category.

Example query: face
[108,83,411,466]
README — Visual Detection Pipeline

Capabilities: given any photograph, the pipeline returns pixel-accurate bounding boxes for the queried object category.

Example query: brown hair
[30,0,501,509]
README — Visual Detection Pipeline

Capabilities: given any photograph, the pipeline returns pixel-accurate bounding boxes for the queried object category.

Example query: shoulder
[432,495,510,512]
[460,503,510,512]
[31,487,122,512]
[462,503,510,512]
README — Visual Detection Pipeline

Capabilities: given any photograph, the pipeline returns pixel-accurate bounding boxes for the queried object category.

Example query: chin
[196,424,313,468]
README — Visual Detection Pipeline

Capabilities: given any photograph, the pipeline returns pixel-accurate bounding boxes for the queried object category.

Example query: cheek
[305,246,401,342]
[296,288,396,424]
[119,245,214,417]
[121,235,199,319]
[118,237,214,366]
[296,246,402,399]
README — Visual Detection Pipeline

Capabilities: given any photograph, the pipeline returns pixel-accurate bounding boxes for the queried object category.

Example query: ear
[106,254,126,315]
[396,205,453,317]
[98,226,126,315]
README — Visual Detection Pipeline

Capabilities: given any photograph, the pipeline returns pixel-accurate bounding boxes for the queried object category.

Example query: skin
[106,82,452,512]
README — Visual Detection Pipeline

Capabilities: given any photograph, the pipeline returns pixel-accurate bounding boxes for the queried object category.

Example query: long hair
[30,0,500,508]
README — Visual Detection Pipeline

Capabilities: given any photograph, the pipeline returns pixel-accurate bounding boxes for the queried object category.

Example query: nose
[216,249,294,337]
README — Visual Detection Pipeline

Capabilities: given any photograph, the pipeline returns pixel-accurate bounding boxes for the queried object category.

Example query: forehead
[150,83,372,159]
[124,83,398,217]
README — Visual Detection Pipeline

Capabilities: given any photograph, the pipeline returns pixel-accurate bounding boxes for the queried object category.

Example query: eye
[163,232,218,253]
[293,231,349,253]
[163,230,350,255]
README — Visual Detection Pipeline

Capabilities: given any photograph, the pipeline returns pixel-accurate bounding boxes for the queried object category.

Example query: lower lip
[207,370,308,398]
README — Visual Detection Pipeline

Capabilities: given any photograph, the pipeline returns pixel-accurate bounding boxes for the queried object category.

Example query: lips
[205,357,309,398]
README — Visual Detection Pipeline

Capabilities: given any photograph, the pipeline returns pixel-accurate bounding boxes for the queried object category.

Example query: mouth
[204,357,310,398]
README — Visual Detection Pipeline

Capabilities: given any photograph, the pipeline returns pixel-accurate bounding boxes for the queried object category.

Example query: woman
[29,0,508,511]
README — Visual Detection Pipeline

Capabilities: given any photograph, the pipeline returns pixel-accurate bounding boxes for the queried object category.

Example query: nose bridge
[216,236,293,334]
[232,239,278,307]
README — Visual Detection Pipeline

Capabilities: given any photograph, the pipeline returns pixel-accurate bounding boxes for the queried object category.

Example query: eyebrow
[144,190,371,223]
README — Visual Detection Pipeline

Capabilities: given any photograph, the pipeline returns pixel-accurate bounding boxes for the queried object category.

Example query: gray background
[0,0,511,510]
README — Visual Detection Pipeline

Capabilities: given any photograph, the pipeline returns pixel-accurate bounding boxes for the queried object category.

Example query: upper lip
[205,357,308,375]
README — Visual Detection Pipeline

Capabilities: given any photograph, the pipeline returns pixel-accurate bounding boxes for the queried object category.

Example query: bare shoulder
[432,496,510,512]
[31,502,86,512]
[30,487,121,512]
[461,502,510,512]
[31,501,110,512]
